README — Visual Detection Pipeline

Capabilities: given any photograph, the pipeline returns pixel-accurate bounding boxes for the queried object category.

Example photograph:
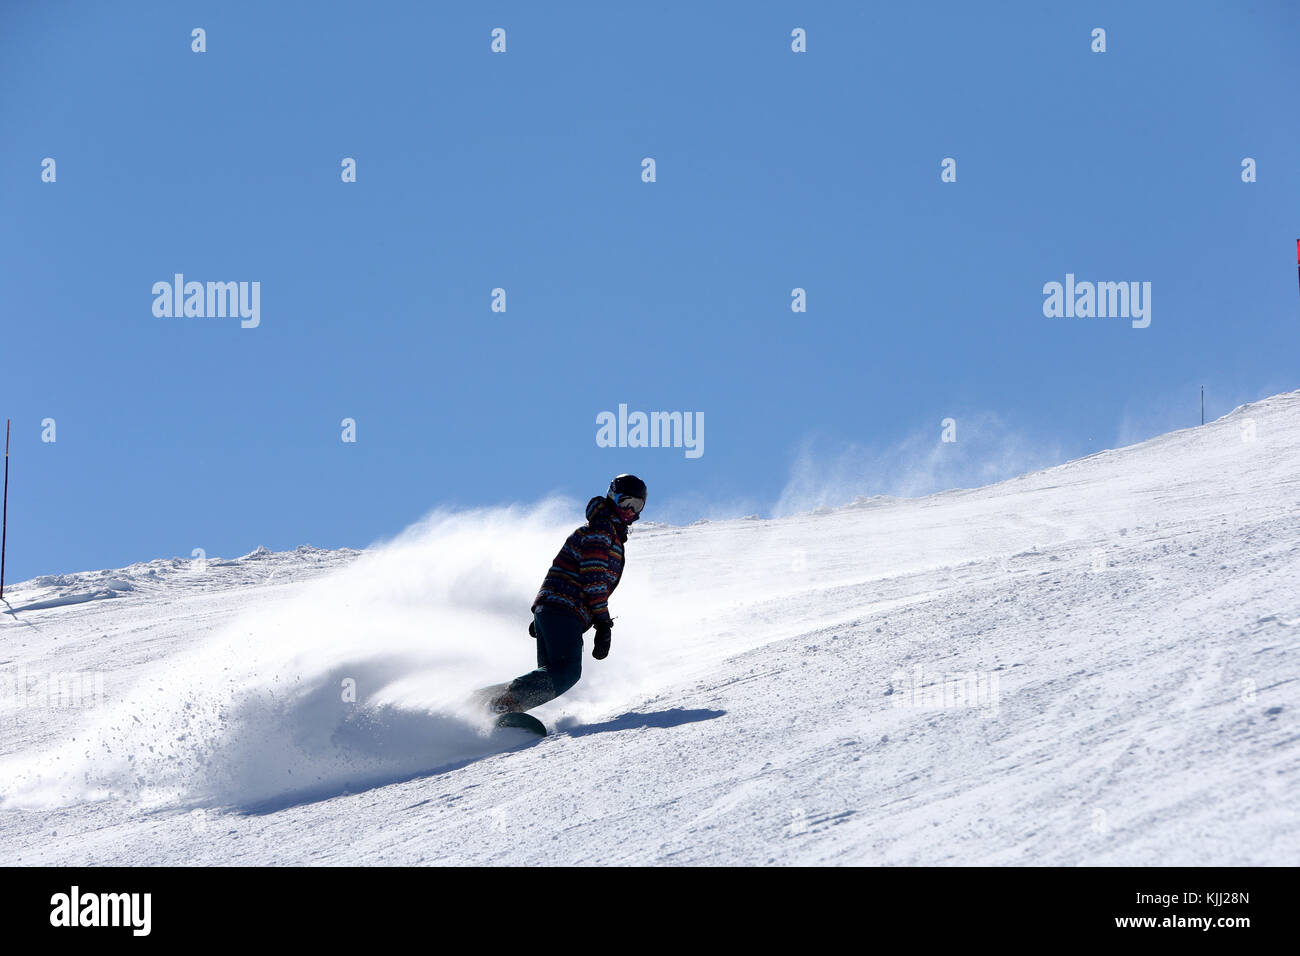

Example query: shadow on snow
[222,707,723,817]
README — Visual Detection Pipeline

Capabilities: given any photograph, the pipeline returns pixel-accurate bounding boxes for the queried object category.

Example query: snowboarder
[482,474,646,716]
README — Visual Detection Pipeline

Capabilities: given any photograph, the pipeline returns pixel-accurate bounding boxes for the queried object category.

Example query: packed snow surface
[1,394,1298,865]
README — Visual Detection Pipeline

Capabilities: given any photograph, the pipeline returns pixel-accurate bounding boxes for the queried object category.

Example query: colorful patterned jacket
[532,496,628,630]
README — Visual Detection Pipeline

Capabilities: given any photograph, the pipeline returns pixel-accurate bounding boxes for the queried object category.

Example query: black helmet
[606,474,647,515]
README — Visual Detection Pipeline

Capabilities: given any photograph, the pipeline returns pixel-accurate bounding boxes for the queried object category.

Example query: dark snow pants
[506,607,585,710]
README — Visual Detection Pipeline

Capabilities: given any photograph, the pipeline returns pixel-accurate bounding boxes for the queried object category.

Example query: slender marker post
[1201,386,1205,426]
[1,419,8,600]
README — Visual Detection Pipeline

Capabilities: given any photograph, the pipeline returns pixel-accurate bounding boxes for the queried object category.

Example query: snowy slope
[1,393,1298,865]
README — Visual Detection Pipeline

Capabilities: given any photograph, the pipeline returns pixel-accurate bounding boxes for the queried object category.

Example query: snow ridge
[0,394,1297,864]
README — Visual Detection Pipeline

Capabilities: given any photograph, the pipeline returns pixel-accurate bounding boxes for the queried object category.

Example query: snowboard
[495,711,547,736]
[469,683,547,736]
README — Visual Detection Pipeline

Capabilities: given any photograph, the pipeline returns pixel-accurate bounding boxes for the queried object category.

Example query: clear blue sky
[2,1,1297,580]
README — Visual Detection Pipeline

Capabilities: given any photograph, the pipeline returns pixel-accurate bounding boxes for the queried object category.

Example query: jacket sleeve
[577,527,617,625]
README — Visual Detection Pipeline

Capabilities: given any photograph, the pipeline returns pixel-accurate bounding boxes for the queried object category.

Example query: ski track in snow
[1,397,1298,864]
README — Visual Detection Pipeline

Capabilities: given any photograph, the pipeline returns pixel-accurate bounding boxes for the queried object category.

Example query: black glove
[528,619,537,638]
[592,621,612,660]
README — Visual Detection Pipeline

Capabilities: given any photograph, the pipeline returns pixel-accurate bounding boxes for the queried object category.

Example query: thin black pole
[1,419,8,599]
[1201,386,1205,426]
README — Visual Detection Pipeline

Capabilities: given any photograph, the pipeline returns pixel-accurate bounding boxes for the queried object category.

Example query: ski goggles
[612,494,645,515]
